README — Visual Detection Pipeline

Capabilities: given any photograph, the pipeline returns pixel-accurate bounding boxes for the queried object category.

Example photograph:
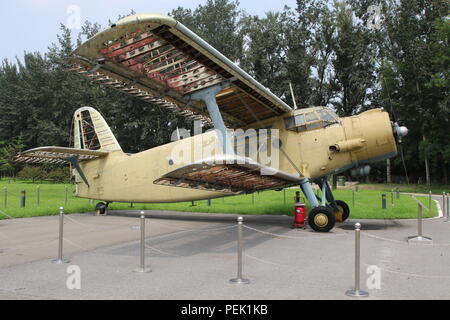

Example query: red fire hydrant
[293,203,307,228]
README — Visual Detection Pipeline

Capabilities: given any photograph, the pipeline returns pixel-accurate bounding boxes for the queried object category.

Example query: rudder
[73,107,122,152]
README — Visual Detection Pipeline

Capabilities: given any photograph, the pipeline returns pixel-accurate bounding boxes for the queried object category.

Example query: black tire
[95,202,107,215]
[335,200,350,221]
[308,206,336,232]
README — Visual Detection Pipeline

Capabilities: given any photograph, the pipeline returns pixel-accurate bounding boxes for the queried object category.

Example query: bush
[45,167,70,183]
[17,165,71,183]
[18,166,45,183]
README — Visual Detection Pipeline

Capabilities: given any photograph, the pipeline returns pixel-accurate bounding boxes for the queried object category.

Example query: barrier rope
[64,214,131,232]
[63,237,89,251]
[243,252,290,268]
[144,243,180,257]
[0,209,14,219]
[242,224,350,240]
[149,219,236,233]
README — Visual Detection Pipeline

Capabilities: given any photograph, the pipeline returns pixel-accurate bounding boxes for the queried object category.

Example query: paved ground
[0,196,449,300]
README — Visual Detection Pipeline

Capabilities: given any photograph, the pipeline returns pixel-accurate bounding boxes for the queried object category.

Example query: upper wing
[13,147,109,165]
[69,13,292,128]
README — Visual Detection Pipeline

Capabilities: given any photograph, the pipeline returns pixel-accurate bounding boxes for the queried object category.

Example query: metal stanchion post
[381,193,386,209]
[346,223,368,297]
[352,189,355,208]
[52,207,70,264]
[391,190,394,207]
[134,212,151,273]
[20,190,26,208]
[230,217,250,284]
[446,194,450,222]
[444,192,448,221]
[408,202,432,244]
[443,192,448,222]
[429,191,432,211]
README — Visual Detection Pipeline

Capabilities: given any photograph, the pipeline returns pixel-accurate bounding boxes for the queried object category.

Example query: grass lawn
[0,180,438,220]
[356,183,449,195]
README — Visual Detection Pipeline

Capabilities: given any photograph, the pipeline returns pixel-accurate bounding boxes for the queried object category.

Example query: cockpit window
[317,109,336,122]
[284,107,340,133]
[305,112,318,122]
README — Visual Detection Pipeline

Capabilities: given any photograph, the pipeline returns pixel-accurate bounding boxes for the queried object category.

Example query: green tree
[18,165,45,183]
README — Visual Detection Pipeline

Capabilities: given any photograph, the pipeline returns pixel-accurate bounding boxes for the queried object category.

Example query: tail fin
[73,107,122,152]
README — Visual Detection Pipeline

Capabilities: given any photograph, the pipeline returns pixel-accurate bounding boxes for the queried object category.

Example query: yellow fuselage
[75,108,396,203]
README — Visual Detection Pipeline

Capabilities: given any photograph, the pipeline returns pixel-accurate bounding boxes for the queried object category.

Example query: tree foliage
[0,0,448,183]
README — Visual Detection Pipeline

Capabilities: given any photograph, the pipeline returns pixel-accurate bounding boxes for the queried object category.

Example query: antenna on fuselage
[289,81,298,110]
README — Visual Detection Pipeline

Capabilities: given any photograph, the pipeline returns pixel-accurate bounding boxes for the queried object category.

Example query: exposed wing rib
[154,155,301,194]
[69,13,292,128]
[13,147,109,165]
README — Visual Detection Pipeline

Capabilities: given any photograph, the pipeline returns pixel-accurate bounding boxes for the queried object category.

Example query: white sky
[0,0,298,62]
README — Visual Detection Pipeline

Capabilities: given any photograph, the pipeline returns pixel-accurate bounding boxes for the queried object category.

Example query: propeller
[383,78,410,184]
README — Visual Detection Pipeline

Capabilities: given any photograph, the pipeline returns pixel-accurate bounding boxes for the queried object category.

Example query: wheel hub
[314,213,329,227]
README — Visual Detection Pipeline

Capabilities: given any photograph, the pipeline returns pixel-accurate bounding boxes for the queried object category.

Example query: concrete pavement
[0,195,449,300]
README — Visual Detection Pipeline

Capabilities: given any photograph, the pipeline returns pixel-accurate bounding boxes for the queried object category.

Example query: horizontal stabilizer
[13,147,109,165]
[154,155,301,194]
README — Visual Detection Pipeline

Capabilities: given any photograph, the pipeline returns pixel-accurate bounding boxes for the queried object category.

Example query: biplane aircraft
[14,13,408,232]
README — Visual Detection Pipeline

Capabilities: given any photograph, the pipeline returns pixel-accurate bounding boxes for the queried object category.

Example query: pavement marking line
[362,262,450,280]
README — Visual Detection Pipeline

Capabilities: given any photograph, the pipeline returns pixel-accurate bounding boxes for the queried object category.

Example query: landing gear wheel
[308,206,336,232]
[335,200,350,222]
[95,202,107,216]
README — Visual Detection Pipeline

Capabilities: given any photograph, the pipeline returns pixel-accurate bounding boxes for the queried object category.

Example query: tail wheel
[335,200,350,222]
[308,206,336,232]
[95,202,107,215]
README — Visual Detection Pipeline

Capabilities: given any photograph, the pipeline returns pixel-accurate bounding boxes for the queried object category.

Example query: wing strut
[65,156,90,188]
[188,82,234,155]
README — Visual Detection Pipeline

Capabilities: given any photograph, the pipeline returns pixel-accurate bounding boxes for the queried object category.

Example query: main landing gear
[300,177,350,232]
[95,201,110,215]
